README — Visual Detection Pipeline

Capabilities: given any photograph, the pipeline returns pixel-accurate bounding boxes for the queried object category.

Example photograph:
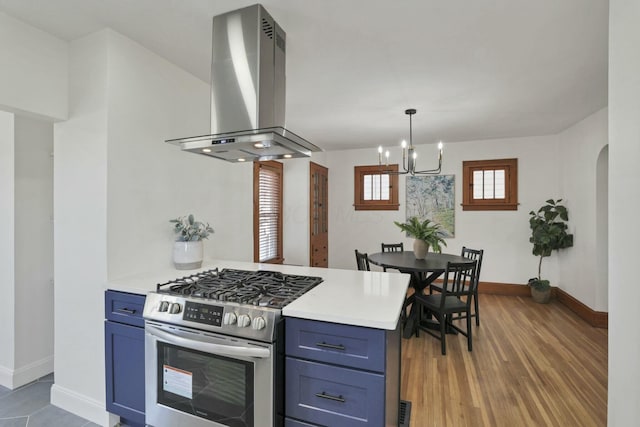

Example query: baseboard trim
[50,383,119,427]
[478,282,608,329]
[0,356,54,389]
[13,356,54,389]
[478,281,531,297]
[555,288,608,329]
[0,365,12,389]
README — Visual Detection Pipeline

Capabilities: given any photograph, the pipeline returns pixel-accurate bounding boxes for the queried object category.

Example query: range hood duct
[166,3,321,162]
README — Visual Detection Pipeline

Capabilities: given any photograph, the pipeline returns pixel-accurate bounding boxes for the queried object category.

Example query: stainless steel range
[143,268,322,427]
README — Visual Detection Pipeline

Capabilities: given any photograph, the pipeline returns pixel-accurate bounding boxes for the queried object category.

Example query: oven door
[145,321,275,427]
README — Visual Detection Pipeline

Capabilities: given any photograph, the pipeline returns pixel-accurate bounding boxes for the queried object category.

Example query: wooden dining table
[368,250,470,338]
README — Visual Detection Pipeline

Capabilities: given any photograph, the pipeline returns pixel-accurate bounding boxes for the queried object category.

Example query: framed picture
[406,175,455,237]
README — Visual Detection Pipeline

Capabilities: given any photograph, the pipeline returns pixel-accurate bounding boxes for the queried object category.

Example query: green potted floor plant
[170,214,214,270]
[394,216,447,259]
[528,199,574,303]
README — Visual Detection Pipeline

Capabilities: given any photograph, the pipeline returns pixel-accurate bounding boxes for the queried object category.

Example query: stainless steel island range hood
[166,4,321,162]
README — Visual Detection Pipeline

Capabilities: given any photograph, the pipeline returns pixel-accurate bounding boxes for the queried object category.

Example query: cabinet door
[105,320,145,425]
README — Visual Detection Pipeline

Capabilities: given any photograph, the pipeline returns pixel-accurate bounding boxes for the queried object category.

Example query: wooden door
[310,162,328,267]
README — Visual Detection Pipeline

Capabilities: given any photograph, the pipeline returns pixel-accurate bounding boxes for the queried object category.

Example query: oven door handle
[146,325,271,359]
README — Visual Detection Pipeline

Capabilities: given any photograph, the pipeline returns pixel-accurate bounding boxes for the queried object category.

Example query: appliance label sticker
[163,365,193,399]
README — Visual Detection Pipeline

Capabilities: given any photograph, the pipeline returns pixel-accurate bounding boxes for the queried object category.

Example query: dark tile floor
[0,374,100,427]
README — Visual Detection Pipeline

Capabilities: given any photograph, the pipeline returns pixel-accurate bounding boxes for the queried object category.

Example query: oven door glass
[157,342,254,427]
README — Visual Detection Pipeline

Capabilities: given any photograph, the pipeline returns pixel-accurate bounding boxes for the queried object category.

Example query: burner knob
[251,316,266,331]
[158,301,170,312]
[223,312,237,325]
[237,314,251,328]
[169,303,182,314]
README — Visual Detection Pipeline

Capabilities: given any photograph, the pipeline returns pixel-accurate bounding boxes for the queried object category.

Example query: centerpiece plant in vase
[170,214,214,270]
[528,199,574,303]
[394,216,447,259]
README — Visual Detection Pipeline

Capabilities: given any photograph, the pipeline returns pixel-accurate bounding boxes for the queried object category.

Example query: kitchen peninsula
[106,259,410,427]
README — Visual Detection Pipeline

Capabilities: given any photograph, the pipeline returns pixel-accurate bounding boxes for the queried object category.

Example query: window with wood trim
[354,164,399,210]
[462,158,518,210]
[253,161,283,263]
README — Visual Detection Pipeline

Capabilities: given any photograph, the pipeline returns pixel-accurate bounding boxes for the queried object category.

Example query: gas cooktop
[144,268,323,342]
[155,268,323,309]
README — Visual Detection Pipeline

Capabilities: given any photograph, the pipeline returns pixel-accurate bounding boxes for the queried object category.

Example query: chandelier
[378,108,443,175]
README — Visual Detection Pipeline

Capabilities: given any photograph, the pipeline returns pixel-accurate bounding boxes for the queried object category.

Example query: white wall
[0,11,61,390]
[595,145,608,311]
[325,134,563,286]
[0,12,68,120]
[13,115,54,384]
[52,30,110,424]
[283,158,310,266]
[0,113,54,390]
[105,30,215,276]
[0,111,16,384]
[608,0,640,424]
[52,29,236,424]
[282,153,329,267]
[557,108,608,310]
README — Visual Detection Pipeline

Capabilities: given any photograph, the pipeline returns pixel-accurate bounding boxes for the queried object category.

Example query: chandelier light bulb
[412,151,418,160]
[401,140,407,149]
[438,141,443,151]
[378,146,383,154]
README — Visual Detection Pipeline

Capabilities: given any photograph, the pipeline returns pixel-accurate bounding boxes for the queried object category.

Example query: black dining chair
[430,247,484,326]
[415,260,477,355]
[381,242,404,253]
[355,250,371,271]
[380,243,404,272]
[380,242,409,324]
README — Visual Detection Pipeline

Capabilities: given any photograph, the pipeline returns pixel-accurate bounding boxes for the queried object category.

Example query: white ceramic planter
[413,239,429,259]
[173,241,203,270]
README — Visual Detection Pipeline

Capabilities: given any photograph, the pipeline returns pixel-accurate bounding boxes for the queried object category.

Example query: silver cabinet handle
[315,342,346,351]
[116,308,136,315]
[315,392,346,403]
[146,325,270,359]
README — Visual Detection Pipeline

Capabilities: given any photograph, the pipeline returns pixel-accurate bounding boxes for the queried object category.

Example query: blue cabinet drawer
[286,318,385,372]
[286,357,384,427]
[105,290,146,327]
[285,418,320,427]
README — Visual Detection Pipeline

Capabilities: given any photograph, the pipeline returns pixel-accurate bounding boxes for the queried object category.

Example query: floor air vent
[399,400,412,426]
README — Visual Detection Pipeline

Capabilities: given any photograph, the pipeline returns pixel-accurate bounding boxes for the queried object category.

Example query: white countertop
[107,259,410,330]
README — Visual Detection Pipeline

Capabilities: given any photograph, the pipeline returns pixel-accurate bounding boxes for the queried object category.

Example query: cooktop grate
[156,268,322,309]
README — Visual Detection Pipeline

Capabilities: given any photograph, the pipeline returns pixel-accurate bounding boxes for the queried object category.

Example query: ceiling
[0,0,609,152]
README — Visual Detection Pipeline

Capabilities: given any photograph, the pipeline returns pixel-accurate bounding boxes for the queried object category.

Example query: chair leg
[416,302,422,337]
[467,311,473,352]
[440,314,447,355]
[474,292,480,326]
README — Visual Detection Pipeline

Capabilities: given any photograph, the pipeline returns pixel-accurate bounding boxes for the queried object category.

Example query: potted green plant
[528,199,574,303]
[170,214,214,270]
[394,216,447,259]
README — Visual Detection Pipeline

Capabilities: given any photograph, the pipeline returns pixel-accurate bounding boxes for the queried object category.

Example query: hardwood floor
[401,294,608,427]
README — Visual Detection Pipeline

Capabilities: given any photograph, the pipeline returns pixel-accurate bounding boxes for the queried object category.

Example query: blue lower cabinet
[285,318,401,426]
[286,357,384,427]
[285,418,321,427]
[105,291,146,427]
